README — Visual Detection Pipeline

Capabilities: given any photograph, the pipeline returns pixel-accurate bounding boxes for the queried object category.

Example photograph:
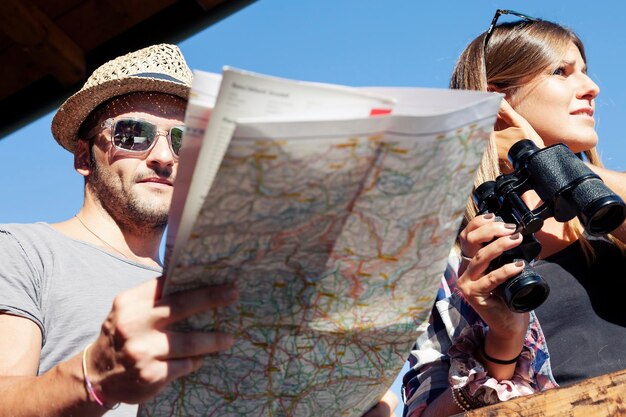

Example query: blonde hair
[451,19,626,259]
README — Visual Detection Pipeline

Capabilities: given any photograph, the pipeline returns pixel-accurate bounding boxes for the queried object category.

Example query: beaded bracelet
[82,343,120,410]
[451,387,471,411]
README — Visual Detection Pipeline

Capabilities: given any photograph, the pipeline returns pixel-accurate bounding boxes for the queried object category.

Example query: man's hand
[87,277,239,406]
[362,389,399,417]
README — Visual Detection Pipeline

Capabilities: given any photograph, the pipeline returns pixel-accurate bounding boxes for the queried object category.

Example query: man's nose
[146,133,176,168]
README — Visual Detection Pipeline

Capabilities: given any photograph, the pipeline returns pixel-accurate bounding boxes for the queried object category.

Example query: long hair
[451,20,626,258]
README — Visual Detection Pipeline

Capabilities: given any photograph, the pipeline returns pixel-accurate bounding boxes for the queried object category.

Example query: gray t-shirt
[0,222,162,416]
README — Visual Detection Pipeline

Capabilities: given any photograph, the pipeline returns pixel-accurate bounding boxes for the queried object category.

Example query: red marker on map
[369,108,392,116]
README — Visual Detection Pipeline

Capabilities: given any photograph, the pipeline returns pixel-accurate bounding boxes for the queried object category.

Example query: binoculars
[473,140,626,313]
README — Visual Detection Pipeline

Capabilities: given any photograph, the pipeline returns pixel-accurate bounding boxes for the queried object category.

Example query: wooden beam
[0,0,85,86]
[53,0,177,51]
[0,0,258,140]
[195,0,230,12]
[0,46,49,99]
[455,368,626,416]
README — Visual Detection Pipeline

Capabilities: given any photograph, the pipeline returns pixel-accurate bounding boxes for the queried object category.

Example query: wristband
[82,343,120,410]
[481,342,522,365]
[459,251,473,263]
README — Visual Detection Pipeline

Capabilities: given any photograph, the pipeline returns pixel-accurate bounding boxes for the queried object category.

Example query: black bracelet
[481,342,522,365]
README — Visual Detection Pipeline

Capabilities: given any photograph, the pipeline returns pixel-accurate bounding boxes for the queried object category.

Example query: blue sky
[2,1,625,414]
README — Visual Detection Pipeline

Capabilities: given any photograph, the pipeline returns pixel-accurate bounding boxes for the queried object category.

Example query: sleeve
[0,229,45,338]
[401,300,454,417]
[402,259,471,417]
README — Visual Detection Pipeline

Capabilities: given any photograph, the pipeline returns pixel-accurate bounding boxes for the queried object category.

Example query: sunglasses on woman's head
[483,9,539,50]
[93,117,185,157]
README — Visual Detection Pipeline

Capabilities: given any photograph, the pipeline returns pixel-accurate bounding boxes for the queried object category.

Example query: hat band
[132,72,185,84]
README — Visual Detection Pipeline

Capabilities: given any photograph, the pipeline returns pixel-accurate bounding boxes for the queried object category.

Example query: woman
[401,12,626,417]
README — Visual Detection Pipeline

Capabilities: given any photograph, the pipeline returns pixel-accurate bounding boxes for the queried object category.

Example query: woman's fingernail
[483,213,495,219]
[509,232,521,240]
[503,223,517,230]
[514,260,525,267]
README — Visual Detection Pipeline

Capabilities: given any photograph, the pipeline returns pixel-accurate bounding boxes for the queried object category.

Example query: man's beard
[88,159,170,235]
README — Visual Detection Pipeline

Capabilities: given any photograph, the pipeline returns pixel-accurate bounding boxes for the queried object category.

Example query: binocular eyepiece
[473,140,626,313]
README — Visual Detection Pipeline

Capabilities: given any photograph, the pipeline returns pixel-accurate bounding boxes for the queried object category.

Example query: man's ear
[74,139,91,177]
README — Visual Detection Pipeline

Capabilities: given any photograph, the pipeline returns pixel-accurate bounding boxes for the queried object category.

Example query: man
[0,44,238,416]
[0,43,399,417]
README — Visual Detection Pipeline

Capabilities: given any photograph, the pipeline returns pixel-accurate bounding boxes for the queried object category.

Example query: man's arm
[0,313,105,416]
[0,314,41,375]
[0,278,238,417]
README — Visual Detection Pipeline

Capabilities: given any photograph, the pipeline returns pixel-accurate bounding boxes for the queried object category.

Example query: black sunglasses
[483,9,539,50]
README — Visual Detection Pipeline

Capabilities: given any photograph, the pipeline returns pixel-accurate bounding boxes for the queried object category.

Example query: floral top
[401,252,558,417]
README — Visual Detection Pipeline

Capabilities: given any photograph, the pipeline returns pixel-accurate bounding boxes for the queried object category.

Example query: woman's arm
[456,214,529,380]
[363,212,542,417]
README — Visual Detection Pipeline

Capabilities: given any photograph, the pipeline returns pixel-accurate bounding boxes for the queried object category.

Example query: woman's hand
[457,213,530,379]
[494,100,545,170]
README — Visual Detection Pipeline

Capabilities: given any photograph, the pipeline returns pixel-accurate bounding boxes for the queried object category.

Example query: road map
[138,69,501,417]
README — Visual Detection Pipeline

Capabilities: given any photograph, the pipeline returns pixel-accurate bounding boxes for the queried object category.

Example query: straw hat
[51,43,193,153]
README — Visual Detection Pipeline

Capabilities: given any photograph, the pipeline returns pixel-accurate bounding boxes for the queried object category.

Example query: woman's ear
[487,83,502,93]
[487,84,512,101]
[74,139,91,177]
